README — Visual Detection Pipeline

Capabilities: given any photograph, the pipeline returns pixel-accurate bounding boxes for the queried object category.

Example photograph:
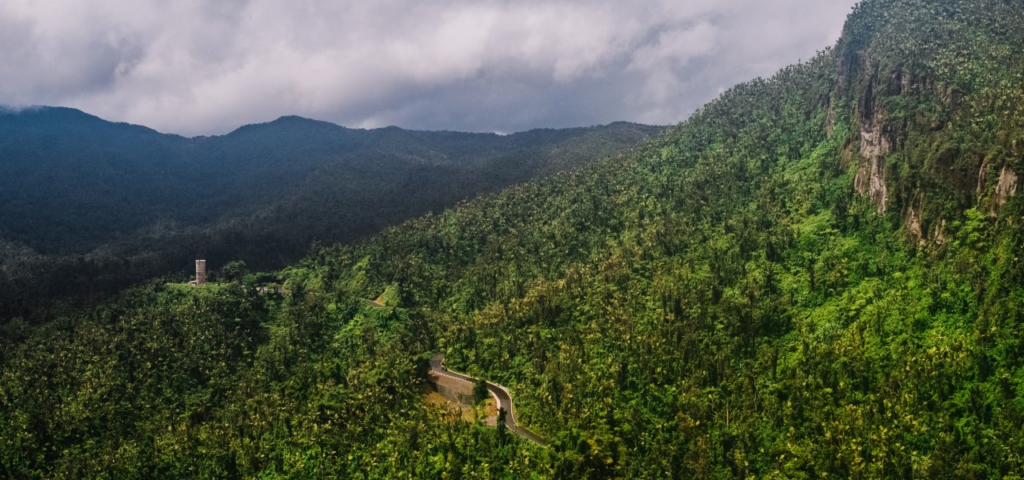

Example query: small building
[188,259,207,287]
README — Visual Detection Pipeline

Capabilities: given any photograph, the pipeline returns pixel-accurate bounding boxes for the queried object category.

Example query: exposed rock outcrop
[904,202,923,244]
[938,83,962,110]
[902,192,948,247]
[932,219,947,246]
[993,165,1019,215]
[977,158,991,195]
[854,110,890,213]
[900,72,913,95]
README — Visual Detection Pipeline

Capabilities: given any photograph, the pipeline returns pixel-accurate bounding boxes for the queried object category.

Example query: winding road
[429,354,546,445]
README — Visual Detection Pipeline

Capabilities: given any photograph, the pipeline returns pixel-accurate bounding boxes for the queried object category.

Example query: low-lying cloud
[0,0,856,135]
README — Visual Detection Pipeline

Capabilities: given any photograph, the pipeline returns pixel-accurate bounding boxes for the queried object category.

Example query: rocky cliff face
[854,110,890,213]
[851,64,891,214]
[904,199,923,243]
[977,160,1020,217]
[838,21,1019,245]
[994,164,1019,215]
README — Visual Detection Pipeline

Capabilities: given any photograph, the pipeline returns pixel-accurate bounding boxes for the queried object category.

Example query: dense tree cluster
[2,0,1024,477]
[0,113,660,316]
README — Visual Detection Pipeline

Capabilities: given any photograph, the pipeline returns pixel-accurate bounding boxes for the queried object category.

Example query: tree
[474,379,489,403]
[221,260,248,283]
[497,407,509,444]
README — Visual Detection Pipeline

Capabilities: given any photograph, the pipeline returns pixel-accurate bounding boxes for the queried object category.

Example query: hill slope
[2,0,1023,477]
[0,109,662,312]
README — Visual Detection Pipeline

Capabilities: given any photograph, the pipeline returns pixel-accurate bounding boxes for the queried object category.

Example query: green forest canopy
[2,0,1024,477]
[0,109,661,313]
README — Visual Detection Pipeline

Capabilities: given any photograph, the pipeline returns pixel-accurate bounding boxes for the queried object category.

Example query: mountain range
[0,107,662,313]
[2,0,1024,477]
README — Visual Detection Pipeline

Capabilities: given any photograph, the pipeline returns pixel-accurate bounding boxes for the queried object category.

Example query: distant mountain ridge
[3,0,1024,477]
[0,107,664,312]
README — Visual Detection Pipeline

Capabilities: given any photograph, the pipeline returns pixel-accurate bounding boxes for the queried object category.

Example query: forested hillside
[2,0,1023,477]
[0,110,660,315]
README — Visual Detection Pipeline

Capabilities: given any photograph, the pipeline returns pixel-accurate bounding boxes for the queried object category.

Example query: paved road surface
[429,354,546,445]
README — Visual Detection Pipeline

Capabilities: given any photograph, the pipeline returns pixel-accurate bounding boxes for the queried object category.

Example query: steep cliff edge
[833,0,1022,244]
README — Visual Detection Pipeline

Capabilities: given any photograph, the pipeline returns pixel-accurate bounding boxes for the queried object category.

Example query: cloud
[0,0,856,135]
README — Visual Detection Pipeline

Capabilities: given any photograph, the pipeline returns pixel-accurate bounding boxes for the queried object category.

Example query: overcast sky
[0,0,857,136]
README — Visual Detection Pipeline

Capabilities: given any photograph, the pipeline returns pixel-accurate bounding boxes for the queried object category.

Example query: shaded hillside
[0,110,662,313]
[2,0,1023,477]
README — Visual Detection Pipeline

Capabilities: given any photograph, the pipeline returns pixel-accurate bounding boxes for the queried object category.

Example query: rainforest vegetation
[2,0,1023,477]
[0,111,660,316]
